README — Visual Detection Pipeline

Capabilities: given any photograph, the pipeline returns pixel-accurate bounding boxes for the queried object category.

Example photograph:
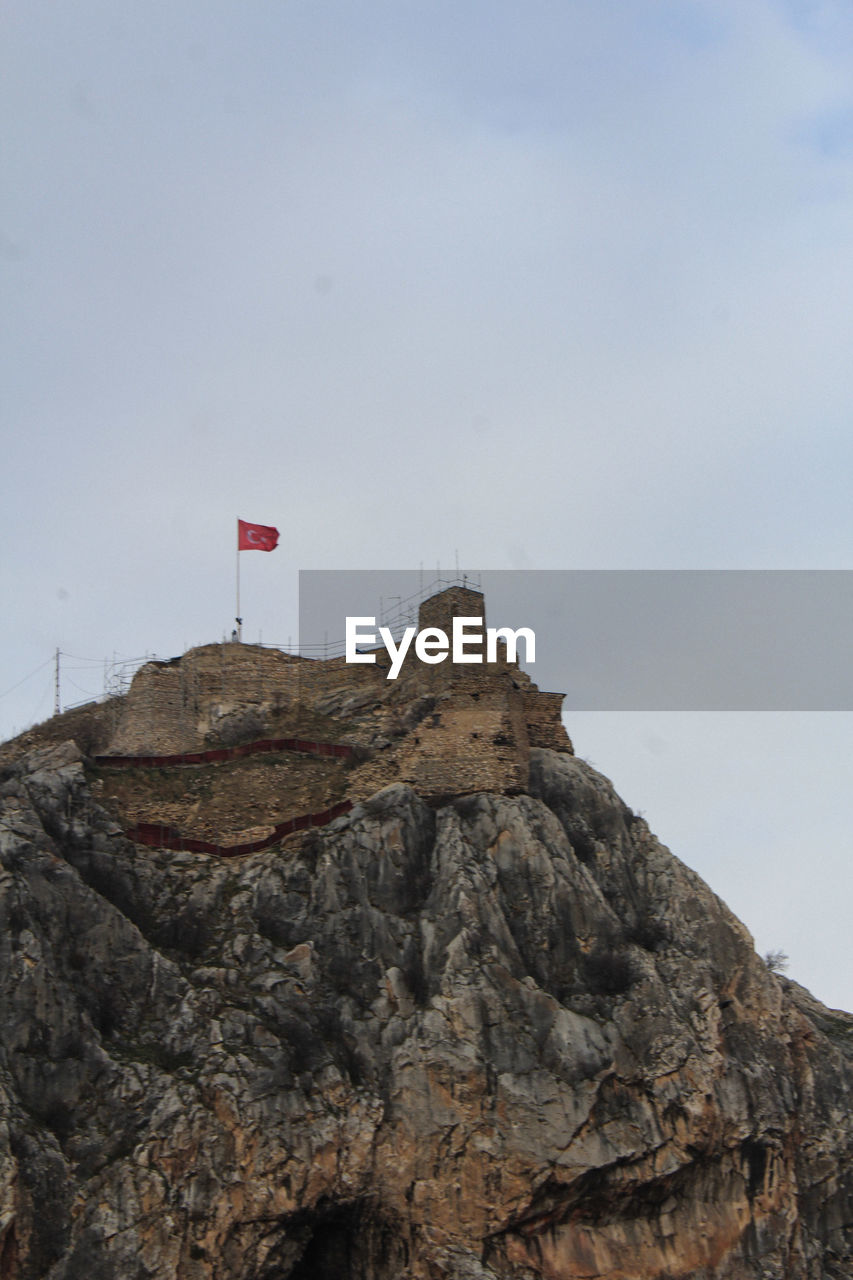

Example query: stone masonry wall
[106,588,572,800]
[399,688,530,798]
[109,646,388,756]
[521,688,571,752]
[417,585,486,634]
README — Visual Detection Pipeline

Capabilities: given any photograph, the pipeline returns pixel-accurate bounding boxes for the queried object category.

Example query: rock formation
[0,589,851,1278]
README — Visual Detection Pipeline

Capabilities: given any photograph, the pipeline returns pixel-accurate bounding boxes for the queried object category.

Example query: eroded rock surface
[0,742,851,1279]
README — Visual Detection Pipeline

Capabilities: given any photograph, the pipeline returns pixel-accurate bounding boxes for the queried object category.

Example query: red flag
[238,520,279,552]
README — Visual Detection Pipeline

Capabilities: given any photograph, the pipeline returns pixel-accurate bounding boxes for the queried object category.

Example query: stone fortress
[0,586,572,850]
[86,585,572,843]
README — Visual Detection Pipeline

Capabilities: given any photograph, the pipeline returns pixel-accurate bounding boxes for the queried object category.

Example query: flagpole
[235,519,242,641]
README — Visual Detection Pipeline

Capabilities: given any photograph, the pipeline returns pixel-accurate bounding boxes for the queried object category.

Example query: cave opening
[267,1201,407,1280]
[288,1205,359,1280]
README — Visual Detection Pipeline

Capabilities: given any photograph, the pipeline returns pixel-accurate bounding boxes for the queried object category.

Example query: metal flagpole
[235,519,242,641]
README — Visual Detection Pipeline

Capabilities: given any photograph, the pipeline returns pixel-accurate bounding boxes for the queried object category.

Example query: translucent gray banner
[299,570,853,710]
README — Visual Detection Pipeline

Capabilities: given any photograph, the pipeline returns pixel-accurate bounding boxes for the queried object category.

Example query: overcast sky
[2,2,852,1009]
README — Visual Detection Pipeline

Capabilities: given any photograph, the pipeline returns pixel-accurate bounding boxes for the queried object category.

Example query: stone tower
[417,584,485,634]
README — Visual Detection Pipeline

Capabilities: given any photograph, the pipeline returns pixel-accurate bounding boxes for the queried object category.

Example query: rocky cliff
[1,730,851,1279]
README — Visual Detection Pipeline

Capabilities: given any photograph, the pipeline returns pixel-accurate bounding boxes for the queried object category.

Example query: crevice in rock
[255,1201,407,1280]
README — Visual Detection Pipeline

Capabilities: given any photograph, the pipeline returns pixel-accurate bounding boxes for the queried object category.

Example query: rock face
[1,739,852,1280]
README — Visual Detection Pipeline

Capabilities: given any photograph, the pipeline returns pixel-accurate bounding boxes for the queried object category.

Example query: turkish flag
[238,520,279,552]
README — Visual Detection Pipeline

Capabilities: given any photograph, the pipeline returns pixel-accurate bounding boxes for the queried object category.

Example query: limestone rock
[0,742,850,1279]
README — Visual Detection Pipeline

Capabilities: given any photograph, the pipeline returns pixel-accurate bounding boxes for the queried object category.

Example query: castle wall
[521,688,572,752]
[417,585,485,633]
[109,645,388,756]
[399,687,529,799]
[107,586,572,799]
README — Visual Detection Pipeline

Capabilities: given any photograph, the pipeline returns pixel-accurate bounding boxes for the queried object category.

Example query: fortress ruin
[5,587,573,852]
[106,585,571,800]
